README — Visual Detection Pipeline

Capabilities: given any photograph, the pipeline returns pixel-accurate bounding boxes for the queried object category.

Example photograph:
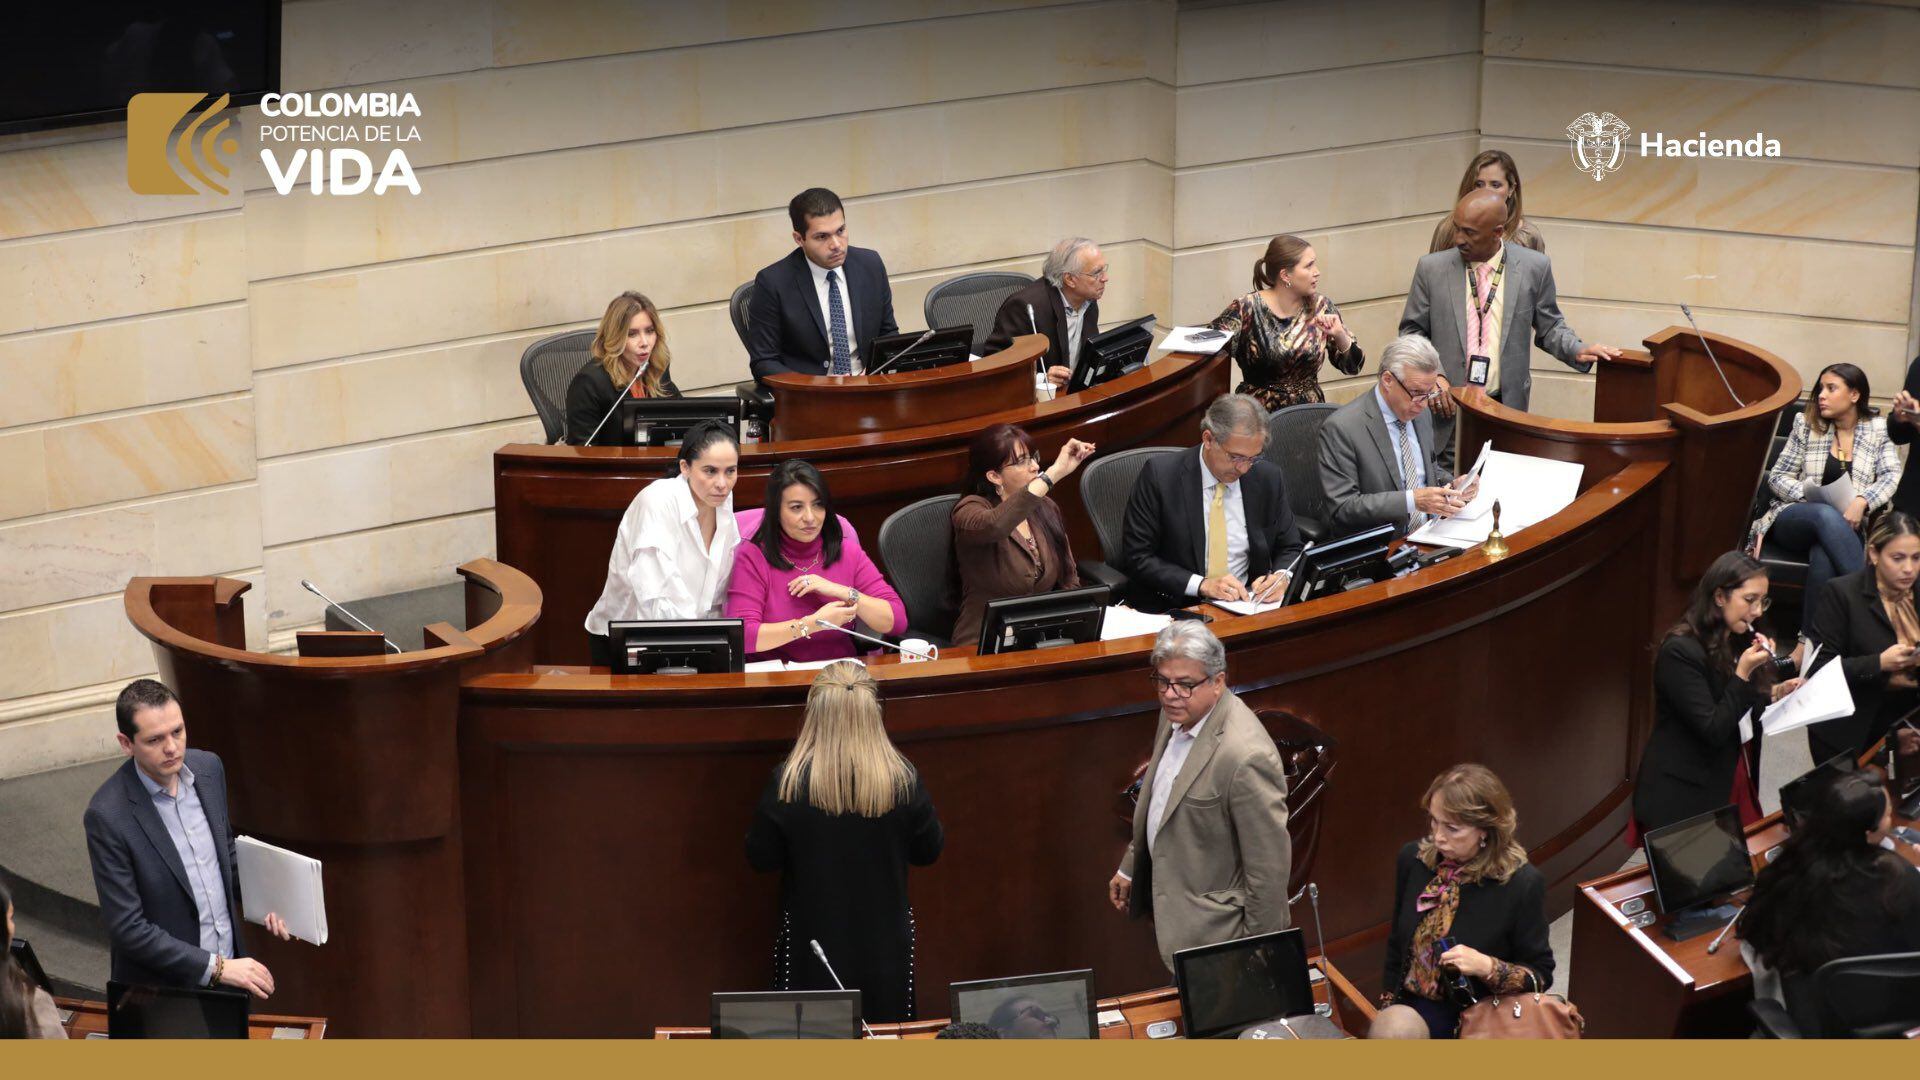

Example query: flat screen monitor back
[1643,804,1753,915]
[710,991,860,1039]
[949,969,1095,1039]
[106,981,249,1039]
[1174,928,1313,1039]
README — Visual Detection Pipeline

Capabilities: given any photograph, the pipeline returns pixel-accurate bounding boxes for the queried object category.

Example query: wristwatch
[847,587,862,606]
[1035,471,1055,491]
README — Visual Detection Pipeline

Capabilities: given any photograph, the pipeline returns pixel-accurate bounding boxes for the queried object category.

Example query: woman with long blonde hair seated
[566,290,681,445]
[745,662,944,1023]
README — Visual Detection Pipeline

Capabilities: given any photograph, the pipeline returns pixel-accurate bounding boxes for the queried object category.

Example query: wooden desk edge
[55,996,327,1039]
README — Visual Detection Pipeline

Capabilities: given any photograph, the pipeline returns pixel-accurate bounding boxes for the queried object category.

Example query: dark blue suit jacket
[84,750,248,988]
[1118,450,1305,613]
[747,246,898,382]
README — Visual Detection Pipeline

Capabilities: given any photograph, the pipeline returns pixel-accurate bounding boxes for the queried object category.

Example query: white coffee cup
[900,638,938,662]
[1034,371,1054,401]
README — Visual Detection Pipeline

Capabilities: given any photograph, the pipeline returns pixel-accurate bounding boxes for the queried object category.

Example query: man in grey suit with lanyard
[1399,189,1620,469]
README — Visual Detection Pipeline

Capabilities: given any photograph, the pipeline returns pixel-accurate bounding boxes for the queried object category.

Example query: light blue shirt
[1374,386,1424,516]
[137,764,234,983]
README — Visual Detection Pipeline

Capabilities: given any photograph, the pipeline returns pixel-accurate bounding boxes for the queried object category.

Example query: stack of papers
[1213,598,1283,616]
[1758,652,1854,738]
[1802,474,1856,513]
[744,658,867,673]
[1407,450,1583,549]
[1101,607,1174,641]
[236,836,327,946]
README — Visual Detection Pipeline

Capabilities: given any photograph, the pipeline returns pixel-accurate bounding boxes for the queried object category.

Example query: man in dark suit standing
[1119,393,1305,613]
[84,679,288,997]
[747,187,899,382]
[982,236,1105,388]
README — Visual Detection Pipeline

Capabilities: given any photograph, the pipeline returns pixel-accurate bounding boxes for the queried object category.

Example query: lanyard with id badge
[1466,258,1505,387]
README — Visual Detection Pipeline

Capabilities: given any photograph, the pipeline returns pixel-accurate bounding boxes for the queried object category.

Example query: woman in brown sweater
[949,424,1095,647]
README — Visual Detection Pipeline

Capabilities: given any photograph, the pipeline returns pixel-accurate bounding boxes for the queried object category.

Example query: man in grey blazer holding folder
[1108,622,1291,971]
[1400,188,1619,469]
[84,679,289,997]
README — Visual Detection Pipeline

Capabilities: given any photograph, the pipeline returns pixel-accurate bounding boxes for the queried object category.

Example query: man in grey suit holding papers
[1319,334,1472,538]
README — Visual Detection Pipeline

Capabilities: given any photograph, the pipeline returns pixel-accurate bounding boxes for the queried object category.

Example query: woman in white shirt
[585,420,743,666]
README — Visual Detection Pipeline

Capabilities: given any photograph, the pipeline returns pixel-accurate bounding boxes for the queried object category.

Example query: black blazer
[1382,842,1555,999]
[981,278,1099,373]
[1118,450,1305,613]
[1887,355,1920,518]
[563,361,682,446]
[1631,634,1766,832]
[747,247,898,382]
[83,751,249,989]
[1805,567,1920,760]
[745,766,943,1023]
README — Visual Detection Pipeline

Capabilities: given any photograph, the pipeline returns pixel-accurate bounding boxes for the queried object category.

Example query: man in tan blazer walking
[1109,621,1292,970]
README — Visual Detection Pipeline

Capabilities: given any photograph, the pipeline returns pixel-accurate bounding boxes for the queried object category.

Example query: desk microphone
[866,329,936,377]
[299,580,401,653]
[813,620,936,661]
[583,363,647,446]
[1679,304,1746,410]
[1288,881,1328,971]
[809,939,876,1038]
[1705,904,1743,955]
[1028,303,1048,378]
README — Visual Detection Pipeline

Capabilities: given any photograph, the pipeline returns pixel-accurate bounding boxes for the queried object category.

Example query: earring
[1479,836,1489,848]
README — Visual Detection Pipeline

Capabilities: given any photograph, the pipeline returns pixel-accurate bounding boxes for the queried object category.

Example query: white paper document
[1802,473,1856,513]
[745,657,868,672]
[1213,598,1283,616]
[235,836,327,946]
[1101,606,1174,641]
[1451,440,1497,520]
[1406,451,1584,549]
[1759,653,1854,738]
[1155,326,1231,355]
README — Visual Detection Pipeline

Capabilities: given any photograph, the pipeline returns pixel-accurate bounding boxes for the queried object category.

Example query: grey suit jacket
[83,750,248,989]
[1318,387,1453,536]
[1397,241,1587,413]
[1118,689,1291,970]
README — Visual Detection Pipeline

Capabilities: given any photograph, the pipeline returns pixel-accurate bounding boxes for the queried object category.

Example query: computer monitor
[1779,751,1857,830]
[710,990,861,1039]
[869,326,973,375]
[606,619,747,674]
[1643,804,1753,920]
[1066,314,1155,395]
[1285,524,1397,605]
[1173,928,1314,1039]
[106,981,249,1039]
[976,584,1110,654]
[10,938,51,993]
[609,396,740,448]
[949,969,1095,1040]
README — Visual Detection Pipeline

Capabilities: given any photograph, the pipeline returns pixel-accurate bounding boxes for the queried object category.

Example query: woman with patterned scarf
[1370,764,1554,1039]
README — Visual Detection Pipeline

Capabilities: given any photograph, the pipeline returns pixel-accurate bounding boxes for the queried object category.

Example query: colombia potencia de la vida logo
[127,92,239,195]
[128,90,422,197]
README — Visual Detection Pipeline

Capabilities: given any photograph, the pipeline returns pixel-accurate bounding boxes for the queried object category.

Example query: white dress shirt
[585,475,741,633]
[1057,286,1088,369]
[1186,448,1249,597]
[1375,386,1425,517]
[1147,706,1214,856]
[807,257,862,374]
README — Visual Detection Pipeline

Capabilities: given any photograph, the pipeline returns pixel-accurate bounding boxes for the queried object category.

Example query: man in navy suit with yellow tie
[747,187,899,383]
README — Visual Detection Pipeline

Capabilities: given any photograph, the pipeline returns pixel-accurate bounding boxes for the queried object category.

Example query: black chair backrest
[1264,402,1338,526]
[923,272,1035,355]
[877,494,962,642]
[1809,949,1920,1038]
[1079,447,1183,564]
[520,328,597,444]
[729,281,755,351]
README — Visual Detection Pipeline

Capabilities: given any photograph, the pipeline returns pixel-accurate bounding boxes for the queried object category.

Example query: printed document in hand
[1155,326,1231,355]
[1451,440,1496,520]
[1406,451,1583,549]
[1101,606,1174,641]
[1743,644,1821,743]
[1759,653,1854,739]
[235,836,327,946]
[1802,473,1856,513]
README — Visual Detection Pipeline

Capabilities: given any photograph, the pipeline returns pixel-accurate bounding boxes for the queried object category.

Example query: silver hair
[1380,333,1443,380]
[1150,620,1227,677]
[1041,237,1099,287]
[1199,392,1269,442]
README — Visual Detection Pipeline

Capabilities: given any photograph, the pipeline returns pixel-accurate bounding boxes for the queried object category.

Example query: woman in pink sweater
[728,460,908,662]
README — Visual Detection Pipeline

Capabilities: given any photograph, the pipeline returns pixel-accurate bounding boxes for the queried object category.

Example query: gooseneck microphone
[300,580,401,653]
[583,363,647,446]
[1679,304,1746,409]
[1705,904,1743,955]
[865,328,936,377]
[813,620,936,661]
[809,939,876,1038]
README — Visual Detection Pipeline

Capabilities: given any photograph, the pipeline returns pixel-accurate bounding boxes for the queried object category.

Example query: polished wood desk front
[652,955,1375,1039]
[55,997,327,1040]
[766,339,1043,441]
[494,348,1228,663]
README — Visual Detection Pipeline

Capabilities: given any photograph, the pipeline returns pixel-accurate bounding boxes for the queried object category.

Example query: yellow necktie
[1206,483,1228,579]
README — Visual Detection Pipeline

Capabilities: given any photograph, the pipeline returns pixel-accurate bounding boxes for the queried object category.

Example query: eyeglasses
[1071,265,1110,281]
[1386,370,1442,406]
[1739,595,1773,613]
[1002,453,1037,471]
[1204,436,1265,469]
[1149,674,1210,699]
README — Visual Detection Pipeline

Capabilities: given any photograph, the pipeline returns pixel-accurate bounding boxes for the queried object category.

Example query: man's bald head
[1450,188,1509,262]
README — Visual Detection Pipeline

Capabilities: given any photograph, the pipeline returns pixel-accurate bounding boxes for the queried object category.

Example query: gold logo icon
[127,93,238,195]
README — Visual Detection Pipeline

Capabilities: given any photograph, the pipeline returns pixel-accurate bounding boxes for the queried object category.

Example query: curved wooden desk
[765,342,1041,441]
[123,560,541,1037]
[495,341,1228,663]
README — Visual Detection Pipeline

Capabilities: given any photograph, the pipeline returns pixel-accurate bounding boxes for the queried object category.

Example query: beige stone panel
[0,304,251,429]
[248,162,1170,367]
[0,137,238,242]
[0,214,247,335]
[0,431,50,520]
[243,80,1172,279]
[281,0,495,91]
[0,486,260,611]
[1504,141,1918,246]
[1175,134,1478,249]
[1538,220,1912,325]
[1484,0,1920,90]
[41,398,256,512]
[1481,61,1920,169]
[1176,56,1478,167]
[259,443,394,549]
[0,705,121,781]
[0,591,167,701]
[1170,217,1438,325]
[1176,0,1480,86]
[390,419,543,522]
[489,0,1053,68]
[262,511,496,628]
